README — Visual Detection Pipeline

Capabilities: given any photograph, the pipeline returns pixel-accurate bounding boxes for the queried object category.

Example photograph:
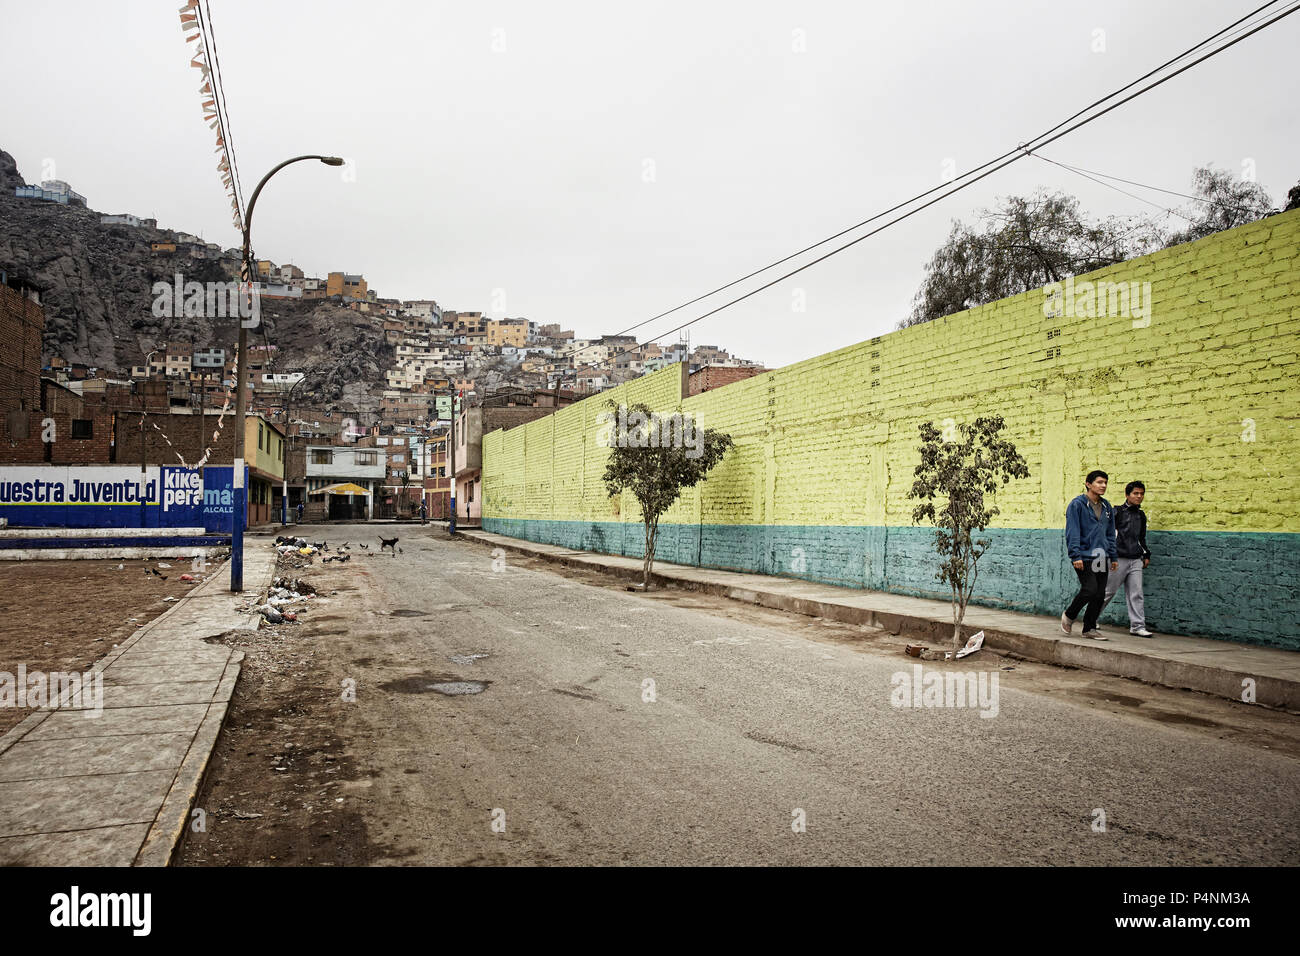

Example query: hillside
[0,147,391,418]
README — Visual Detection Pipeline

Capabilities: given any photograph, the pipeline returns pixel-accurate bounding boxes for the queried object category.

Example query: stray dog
[379,536,399,555]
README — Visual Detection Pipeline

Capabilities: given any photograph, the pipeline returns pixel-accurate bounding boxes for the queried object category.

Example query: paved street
[179,524,1300,866]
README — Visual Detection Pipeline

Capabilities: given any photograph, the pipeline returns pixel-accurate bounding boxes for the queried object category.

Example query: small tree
[601,401,732,590]
[397,470,412,516]
[907,416,1029,648]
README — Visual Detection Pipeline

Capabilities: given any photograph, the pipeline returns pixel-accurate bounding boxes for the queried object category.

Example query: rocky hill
[0,147,392,419]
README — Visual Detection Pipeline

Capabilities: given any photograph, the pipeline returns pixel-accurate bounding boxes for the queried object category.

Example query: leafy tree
[1284,180,1300,213]
[902,189,1153,327]
[907,416,1030,648]
[1162,165,1277,247]
[601,401,732,590]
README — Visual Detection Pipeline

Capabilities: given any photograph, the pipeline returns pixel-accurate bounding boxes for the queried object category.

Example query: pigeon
[359,543,369,549]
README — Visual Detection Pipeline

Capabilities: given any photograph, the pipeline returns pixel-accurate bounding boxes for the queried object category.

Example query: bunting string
[178,0,244,232]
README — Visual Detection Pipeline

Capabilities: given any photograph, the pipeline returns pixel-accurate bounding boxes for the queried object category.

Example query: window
[377,437,389,445]
[392,454,405,464]
[356,451,377,466]
[311,449,333,465]
[71,419,93,439]
[393,437,404,445]
[258,424,263,450]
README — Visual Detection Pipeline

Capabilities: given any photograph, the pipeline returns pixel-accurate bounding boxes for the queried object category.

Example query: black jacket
[1114,503,1151,560]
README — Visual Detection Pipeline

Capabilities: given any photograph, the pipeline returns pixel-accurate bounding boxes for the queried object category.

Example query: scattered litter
[257,604,284,624]
[180,574,196,582]
[230,810,263,820]
[157,562,171,569]
[282,612,298,622]
[905,644,926,658]
[116,563,124,570]
[955,630,985,659]
[162,596,178,602]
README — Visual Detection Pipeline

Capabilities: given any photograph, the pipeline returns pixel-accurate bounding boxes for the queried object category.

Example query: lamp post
[231,154,342,592]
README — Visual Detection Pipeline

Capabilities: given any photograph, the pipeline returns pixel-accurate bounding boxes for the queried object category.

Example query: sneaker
[1131,627,1153,637]
[1081,629,1108,641]
[1060,613,1074,634]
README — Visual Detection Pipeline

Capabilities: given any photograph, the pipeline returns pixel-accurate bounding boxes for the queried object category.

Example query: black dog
[379,536,399,555]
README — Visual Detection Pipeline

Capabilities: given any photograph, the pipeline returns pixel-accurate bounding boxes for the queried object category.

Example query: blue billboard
[0,465,247,533]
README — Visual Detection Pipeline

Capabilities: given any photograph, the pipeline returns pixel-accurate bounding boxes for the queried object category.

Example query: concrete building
[304,444,386,521]
[15,180,86,206]
[326,272,368,300]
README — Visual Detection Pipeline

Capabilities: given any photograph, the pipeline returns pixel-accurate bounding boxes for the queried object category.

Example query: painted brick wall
[484,211,1300,650]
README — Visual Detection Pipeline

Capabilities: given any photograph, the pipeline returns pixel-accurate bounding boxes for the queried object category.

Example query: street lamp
[231,154,342,592]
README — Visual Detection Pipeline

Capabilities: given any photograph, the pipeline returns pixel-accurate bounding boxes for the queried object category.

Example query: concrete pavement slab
[25,704,210,740]
[0,731,194,782]
[98,681,221,708]
[0,824,153,867]
[0,770,175,838]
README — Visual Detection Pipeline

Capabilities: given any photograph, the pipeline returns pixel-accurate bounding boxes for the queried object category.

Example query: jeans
[1102,557,1146,630]
[1066,565,1110,632]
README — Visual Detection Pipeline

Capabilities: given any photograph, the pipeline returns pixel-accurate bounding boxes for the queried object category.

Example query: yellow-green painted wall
[483,210,1300,648]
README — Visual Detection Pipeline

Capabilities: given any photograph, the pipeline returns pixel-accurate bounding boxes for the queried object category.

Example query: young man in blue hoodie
[1061,469,1118,640]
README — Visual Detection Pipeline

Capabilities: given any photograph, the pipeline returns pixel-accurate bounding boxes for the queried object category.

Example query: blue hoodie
[1065,493,1117,564]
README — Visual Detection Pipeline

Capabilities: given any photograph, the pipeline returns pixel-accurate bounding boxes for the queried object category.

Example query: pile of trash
[253,576,320,625]
[275,535,321,559]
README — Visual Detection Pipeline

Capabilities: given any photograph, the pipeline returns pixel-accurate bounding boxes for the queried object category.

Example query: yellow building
[327,272,368,300]
[487,319,529,348]
[244,415,285,525]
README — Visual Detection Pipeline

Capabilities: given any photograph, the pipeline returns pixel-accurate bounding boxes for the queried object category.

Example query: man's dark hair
[1085,470,1108,485]
[1125,480,1145,496]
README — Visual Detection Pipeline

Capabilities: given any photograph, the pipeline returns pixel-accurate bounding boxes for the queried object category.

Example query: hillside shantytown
[0,0,1296,920]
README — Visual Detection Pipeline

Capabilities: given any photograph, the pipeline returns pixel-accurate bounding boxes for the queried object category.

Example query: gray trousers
[1102,556,1146,630]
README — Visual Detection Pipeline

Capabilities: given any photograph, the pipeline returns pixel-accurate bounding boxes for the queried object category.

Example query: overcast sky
[2,0,1295,369]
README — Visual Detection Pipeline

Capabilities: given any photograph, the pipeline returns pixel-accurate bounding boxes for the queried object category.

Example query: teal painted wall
[484,517,1300,651]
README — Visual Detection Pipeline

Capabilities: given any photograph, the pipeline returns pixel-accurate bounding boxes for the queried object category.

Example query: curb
[132,548,277,866]
[460,531,1300,711]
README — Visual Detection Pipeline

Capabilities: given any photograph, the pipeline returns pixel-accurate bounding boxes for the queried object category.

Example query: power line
[1028,152,1196,223]
[597,0,1298,366]
[1029,153,1273,216]
[551,0,1288,368]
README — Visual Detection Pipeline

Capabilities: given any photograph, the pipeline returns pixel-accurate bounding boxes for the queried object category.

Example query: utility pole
[448,390,457,536]
[282,374,307,526]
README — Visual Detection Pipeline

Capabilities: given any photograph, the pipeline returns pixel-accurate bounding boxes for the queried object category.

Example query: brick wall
[0,282,42,415]
[483,211,1300,650]
[688,365,765,395]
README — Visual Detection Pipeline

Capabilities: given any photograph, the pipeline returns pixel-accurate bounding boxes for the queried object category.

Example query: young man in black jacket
[1102,480,1153,637]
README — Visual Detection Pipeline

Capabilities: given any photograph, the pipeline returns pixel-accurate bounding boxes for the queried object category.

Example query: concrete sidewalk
[0,545,276,866]
[460,530,1300,712]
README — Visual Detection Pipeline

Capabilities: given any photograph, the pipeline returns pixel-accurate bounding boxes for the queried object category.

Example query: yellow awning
[309,482,371,496]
